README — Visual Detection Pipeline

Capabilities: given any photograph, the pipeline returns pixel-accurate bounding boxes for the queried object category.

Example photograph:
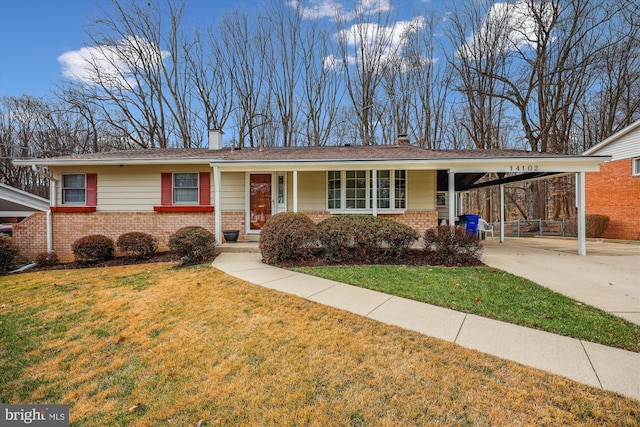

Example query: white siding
[220,172,245,211]
[297,171,325,211]
[407,170,436,210]
[51,165,211,212]
[587,122,640,161]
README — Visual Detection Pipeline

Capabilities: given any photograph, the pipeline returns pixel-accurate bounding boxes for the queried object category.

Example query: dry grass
[1,263,638,426]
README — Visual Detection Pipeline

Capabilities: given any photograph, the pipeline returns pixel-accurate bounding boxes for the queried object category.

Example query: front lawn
[1,263,638,425]
[290,265,640,352]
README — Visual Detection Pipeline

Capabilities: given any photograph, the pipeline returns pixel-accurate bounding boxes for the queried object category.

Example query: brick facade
[586,158,640,240]
[12,209,440,262]
[12,212,48,261]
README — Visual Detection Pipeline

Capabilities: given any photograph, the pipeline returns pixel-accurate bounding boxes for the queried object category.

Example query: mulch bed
[271,249,484,268]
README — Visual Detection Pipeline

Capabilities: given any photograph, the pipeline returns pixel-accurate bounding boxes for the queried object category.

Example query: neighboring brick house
[583,120,640,241]
[13,133,609,261]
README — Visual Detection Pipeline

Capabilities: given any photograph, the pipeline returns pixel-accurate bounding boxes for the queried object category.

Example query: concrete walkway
[212,251,640,401]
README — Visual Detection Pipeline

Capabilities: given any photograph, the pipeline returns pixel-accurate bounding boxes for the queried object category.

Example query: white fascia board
[0,183,50,211]
[211,155,611,173]
[13,157,216,167]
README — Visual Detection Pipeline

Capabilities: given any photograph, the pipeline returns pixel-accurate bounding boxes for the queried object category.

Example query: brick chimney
[208,129,223,150]
[395,134,410,145]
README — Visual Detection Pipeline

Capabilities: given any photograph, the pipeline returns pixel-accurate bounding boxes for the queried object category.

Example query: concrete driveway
[482,238,640,324]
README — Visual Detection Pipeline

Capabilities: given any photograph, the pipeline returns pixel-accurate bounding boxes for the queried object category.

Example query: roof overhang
[0,182,50,215]
[14,151,610,177]
[583,120,640,155]
[210,155,610,173]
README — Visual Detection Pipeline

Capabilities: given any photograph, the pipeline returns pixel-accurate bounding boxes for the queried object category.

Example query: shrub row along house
[13,132,608,261]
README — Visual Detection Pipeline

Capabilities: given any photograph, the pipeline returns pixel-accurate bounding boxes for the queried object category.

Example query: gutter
[30,165,56,253]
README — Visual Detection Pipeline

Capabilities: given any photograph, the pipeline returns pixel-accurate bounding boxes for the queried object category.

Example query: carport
[0,182,49,219]
[439,152,611,256]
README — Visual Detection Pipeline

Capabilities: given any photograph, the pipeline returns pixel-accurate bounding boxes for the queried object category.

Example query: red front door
[249,174,272,231]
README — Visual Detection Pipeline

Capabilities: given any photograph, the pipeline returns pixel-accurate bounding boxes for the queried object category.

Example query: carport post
[214,166,222,245]
[576,172,587,256]
[499,184,505,243]
[448,171,455,226]
[293,170,298,213]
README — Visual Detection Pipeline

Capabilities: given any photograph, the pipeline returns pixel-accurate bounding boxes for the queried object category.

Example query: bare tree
[216,9,270,148]
[445,0,511,150]
[335,3,398,145]
[68,0,199,148]
[299,17,341,146]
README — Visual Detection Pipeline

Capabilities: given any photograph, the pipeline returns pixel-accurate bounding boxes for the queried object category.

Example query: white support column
[499,184,505,243]
[448,171,456,226]
[47,179,55,252]
[576,172,587,256]
[213,166,222,245]
[293,170,298,213]
[372,169,378,217]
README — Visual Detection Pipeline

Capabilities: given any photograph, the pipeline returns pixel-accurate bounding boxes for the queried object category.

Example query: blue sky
[0,0,297,98]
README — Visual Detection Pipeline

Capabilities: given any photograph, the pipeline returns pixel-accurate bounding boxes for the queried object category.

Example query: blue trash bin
[461,214,480,235]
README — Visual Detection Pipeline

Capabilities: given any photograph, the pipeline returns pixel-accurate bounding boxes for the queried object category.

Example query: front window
[328,170,406,212]
[328,170,341,209]
[173,173,199,204]
[633,157,640,176]
[62,174,85,204]
[345,170,367,209]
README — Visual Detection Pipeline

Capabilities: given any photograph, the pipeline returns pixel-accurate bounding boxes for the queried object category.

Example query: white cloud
[329,16,426,69]
[292,0,392,21]
[459,1,555,58]
[58,36,168,90]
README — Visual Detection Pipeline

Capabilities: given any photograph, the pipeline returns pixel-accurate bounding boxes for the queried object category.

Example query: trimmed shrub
[0,234,20,271]
[317,215,419,263]
[423,225,483,265]
[566,214,611,238]
[35,251,60,267]
[116,232,158,259]
[72,235,115,263]
[259,212,319,264]
[168,226,216,263]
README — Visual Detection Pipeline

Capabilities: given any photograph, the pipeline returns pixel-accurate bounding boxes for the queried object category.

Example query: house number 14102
[510,165,539,172]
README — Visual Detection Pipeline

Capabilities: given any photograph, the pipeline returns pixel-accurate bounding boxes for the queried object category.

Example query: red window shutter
[199,172,211,205]
[161,173,173,205]
[86,173,97,206]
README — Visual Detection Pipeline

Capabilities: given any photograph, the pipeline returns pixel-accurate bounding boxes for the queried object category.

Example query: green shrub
[168,226,216,263]
[72,235,115,263]
[259,212,319,264]
[317,215,419,263]
[0,234,20,271]
[116,232,158,259]
[423,225,483,265]
[35,251,60,267]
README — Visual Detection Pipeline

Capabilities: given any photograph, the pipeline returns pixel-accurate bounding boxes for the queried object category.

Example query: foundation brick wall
[303,210,438,232]
[221,211,245,241]
[13,209,441,262]
[586,158,640,240]
[48,212,214,262]
[12,212,48,261]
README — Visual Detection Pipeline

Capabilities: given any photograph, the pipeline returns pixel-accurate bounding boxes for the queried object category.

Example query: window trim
[61,173,97,207]
[633,157,640,176]
[173,172,200,205]
[326,169,407,214]
[61,173,87,205]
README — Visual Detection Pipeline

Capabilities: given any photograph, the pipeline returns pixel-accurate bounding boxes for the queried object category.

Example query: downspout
[31,165,56,253]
